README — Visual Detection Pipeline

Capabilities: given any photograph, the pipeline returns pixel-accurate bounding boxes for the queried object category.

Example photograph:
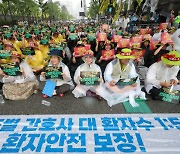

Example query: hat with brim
[11,51,22,59]
[82,50,95,61]
[25,33,32,39]
[161,51,180,66]
[40,39,49,45]
[48,49,63,59]
[168,27,176,33]
[4,33,12,38]
[76,41,85,47]
[142,38,150,43]
[105,40,114,48]
[51,28,57,33]
[131,43,142,50]
[116,48,135,60]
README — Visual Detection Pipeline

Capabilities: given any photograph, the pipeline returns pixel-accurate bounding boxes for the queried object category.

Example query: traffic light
[108,0,113,13]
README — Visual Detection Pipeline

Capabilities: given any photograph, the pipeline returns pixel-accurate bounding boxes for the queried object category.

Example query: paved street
[0,81,179,115]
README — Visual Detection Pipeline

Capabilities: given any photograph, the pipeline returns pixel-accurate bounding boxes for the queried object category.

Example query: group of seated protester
[0,22,179,107]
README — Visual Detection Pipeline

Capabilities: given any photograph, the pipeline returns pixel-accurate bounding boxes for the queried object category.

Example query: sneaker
[42,94,48,98]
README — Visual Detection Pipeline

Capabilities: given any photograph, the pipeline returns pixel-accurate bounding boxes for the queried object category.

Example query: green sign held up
[80,71,100,86]
[0,62,22,76]
[21,47,35,55]
[45,66,63,79]
[0,50,11,59]
[159,88,180,104]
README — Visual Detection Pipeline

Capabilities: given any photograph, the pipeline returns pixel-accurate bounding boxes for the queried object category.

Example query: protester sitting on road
[72,50,116,106]
[40,49,74,98]
[104,48,146,107]
[0,51,39,100]
[145,51,180,100]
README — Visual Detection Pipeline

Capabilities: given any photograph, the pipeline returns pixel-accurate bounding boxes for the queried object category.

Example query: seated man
[104,48,146,107]
[145,50,180,100]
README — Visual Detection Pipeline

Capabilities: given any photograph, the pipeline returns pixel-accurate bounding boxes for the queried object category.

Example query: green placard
[80,71,100,86]
[116,77,138,86]
[87,34,96,41]
[0,50,11,59]
[45,66,63,79]
[159,88,180,104]
[49,43,63,51]
[21,47,35,55]
[0,62,22,76]
[69,34,78,40]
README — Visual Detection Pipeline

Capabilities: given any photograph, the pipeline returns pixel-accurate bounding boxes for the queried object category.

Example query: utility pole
[127,0,132,11]
[83,0,87,16]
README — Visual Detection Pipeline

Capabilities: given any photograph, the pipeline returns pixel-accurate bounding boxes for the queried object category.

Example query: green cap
[51,28,57,33]
[69,27,75,32]
[4,33,12,38]
[34,30,40,35]
[69,34,78,40]
[25,33,32,39]
[87,34,96,41]
[40,39,49,45]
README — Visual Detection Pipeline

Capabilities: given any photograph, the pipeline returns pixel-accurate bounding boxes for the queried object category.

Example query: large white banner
[0,114,180,153]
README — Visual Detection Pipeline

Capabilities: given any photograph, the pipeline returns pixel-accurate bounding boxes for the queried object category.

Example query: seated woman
[72,50,115,105]
[40,49,74,98]
[0,51,39,100]
[104,48,146,107]
[145,50,180,100]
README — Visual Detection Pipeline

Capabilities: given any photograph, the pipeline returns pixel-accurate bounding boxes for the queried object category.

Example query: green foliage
[88,0,101,18]
[0,0,73,23]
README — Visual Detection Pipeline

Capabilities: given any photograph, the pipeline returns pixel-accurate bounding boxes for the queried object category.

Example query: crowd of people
[0,17,179,107]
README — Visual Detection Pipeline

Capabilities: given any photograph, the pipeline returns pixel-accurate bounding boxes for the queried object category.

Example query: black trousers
[149,87,161,100]
[55,84,71,95]
[0,82,3,90]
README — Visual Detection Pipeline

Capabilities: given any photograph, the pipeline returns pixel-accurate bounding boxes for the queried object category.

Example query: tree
[0,0,73,24]
[88,0,102,18]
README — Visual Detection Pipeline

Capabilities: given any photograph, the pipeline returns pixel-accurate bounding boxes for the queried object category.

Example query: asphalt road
[0,81,179,115]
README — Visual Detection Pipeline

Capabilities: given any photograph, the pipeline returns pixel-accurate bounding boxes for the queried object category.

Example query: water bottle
[0,94,5,104]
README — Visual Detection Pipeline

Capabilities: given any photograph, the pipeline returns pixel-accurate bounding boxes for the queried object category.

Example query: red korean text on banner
[28,42,35,48]
[159,23,168,30]
[101,24,109,30]
[112,35,121,43]
[139,29,148,35]
[147,28,152,34]
[143,34,152,41]
[131,36,143,44]
[150,40,160,50]
[131,49,146,58]
[118,39,130,48]
[97,32,107,42]
[74,47,87,57]
[85,45,91,50]
[161,32,173,44]
[102,49,115,61]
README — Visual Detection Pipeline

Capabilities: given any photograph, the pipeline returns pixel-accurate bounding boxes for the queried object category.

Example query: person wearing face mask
[40,49,74,98]
[104,48,146,107]
[145,51,180,100]
[0,51,39,100]
[72,50,116,105]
